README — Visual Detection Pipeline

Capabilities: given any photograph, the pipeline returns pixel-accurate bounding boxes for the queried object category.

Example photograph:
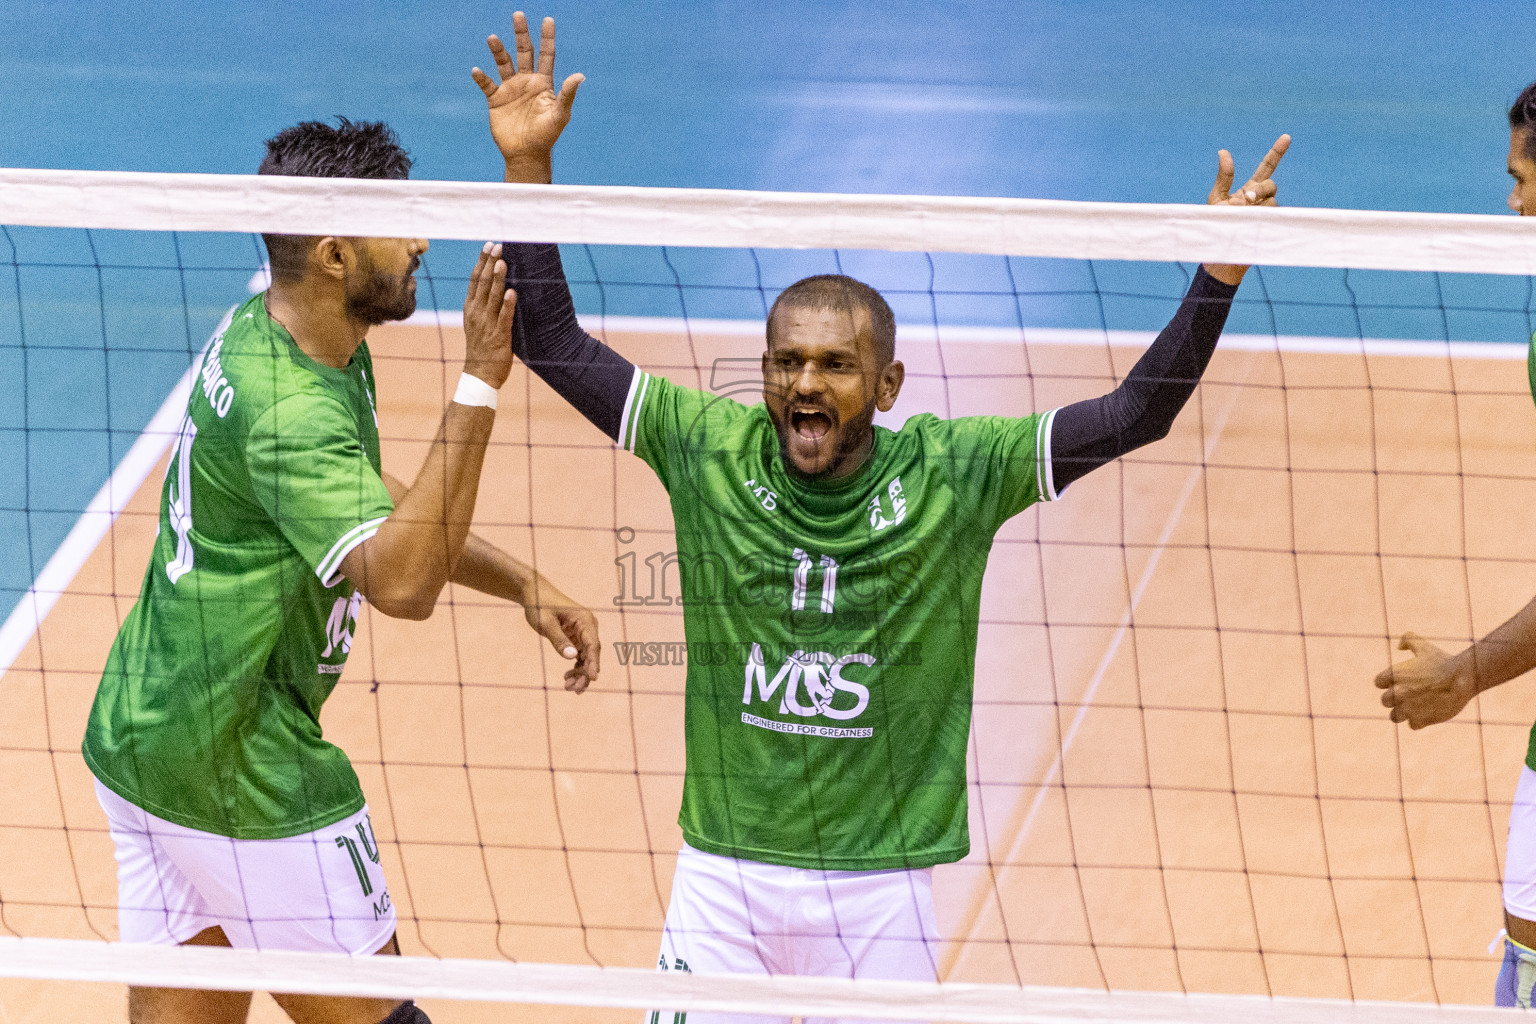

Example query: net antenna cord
[2,167,1536,275]
[0,936,1520,1024]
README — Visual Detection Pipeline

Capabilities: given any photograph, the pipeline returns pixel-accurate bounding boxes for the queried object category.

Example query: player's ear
[313,237,349,281]
[876,360,904,412]
[761,314,777,377]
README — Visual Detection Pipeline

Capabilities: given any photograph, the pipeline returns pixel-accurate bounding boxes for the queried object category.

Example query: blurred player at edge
[80,119,600,1024]
[474,14,1286,1022]
[1376,80,1536,1009]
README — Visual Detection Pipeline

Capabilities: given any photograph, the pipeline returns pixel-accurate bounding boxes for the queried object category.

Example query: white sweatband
[452,372,498,410]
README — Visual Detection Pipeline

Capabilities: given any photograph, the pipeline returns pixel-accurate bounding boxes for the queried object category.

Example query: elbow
[367,591,437,621]
[1113,419,1172,457]
[396,600,437,622]
[1141,419,1174,446]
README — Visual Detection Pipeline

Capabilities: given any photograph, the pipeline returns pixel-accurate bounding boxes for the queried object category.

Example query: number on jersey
[165,414,198,584]
[791,548,839,613]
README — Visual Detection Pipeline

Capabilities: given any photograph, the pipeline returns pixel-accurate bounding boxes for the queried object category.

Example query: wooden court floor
[3,320,1535,1022]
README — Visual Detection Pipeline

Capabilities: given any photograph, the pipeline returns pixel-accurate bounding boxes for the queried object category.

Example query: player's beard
[344,251,418,326]
[772,397,878,480]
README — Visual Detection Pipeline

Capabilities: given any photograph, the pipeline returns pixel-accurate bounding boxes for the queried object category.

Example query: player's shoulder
[640,372,757,430]
[888,411,976,449]
[891,410,1046,457]
[214,295,352,428]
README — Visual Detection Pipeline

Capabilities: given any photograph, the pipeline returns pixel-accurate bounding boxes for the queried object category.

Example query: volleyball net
[1,169,1535,1022]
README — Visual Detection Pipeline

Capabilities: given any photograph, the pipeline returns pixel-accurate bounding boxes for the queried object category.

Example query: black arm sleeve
[503,243,637,441]
[1049,266,1239,494]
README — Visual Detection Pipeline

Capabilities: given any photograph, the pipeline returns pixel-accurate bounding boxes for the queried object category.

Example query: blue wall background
[2,0,1533,622]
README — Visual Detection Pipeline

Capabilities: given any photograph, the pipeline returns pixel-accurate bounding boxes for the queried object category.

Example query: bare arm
[340,245,515,620]
[457,533,601,692]
[1377,597,1536,729]
[378,471,602,691]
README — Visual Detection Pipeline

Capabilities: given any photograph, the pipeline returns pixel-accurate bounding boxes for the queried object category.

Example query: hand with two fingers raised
[1203,133,1292,285]
[1209,134,1291,207]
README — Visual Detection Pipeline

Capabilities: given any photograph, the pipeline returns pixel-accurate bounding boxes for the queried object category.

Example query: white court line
[1010,369,1243,843]
[0,314,229,681]
[0,936,1519,1024]
[941,350,1252,980]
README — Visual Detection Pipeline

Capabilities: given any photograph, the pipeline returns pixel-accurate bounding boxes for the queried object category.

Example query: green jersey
[625,371,1053,870]
[83,294,394,840]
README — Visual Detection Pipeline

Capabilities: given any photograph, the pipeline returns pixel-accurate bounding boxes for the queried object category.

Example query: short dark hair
[1510,82,1536,162]
[766,275,897,366]
[257,118,412,280]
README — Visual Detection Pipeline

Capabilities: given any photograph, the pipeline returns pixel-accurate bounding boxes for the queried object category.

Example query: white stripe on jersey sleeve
[626,372,653,454]
[616,366,643,451]
[1039,407,1060,502]
[316,516,388,588]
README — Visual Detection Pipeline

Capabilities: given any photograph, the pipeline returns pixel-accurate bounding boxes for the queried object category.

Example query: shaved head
[767,275,896,367]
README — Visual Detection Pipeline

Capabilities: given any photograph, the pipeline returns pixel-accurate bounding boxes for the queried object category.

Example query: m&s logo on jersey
[741,642,874,738]
[868,476,906,532]
[318,592,364,673]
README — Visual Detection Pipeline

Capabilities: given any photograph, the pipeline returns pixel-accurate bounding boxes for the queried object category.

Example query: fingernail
[482,242,492,254]
[564,646,577,658]
[1245,190,1256,201]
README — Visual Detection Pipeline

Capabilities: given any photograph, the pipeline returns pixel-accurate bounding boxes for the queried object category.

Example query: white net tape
[0,937,1519,1023]
[1,167,1534,274]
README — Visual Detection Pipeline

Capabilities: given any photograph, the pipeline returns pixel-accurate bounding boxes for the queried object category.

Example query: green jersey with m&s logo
[623,370,1054,870]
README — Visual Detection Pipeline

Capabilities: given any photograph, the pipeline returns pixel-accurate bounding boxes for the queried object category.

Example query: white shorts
[647,843,940,1024]
[95,778,396,954]
[1507,767,1536,921]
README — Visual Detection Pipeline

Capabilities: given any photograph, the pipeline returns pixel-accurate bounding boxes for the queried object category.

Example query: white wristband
[452,372,498,410]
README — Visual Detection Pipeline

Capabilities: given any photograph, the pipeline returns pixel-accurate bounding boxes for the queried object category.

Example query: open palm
[472,11,583,169]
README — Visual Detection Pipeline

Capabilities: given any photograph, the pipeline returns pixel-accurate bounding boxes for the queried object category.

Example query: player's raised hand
[522,581,601,694]
[1375,632,1478,730]
[1202,134,1291,284]
[462,243,516,390]
[1208,134,1291,207]
[472,11,583,181]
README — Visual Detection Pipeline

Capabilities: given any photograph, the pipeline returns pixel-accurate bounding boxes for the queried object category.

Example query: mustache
[779,398,838,422]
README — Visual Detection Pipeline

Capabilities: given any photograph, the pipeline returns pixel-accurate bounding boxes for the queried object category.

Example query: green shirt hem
[681,829,969,872]
[83,745,365,841]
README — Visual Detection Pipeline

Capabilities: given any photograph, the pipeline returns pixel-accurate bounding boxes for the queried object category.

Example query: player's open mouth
[791,408,833,442]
